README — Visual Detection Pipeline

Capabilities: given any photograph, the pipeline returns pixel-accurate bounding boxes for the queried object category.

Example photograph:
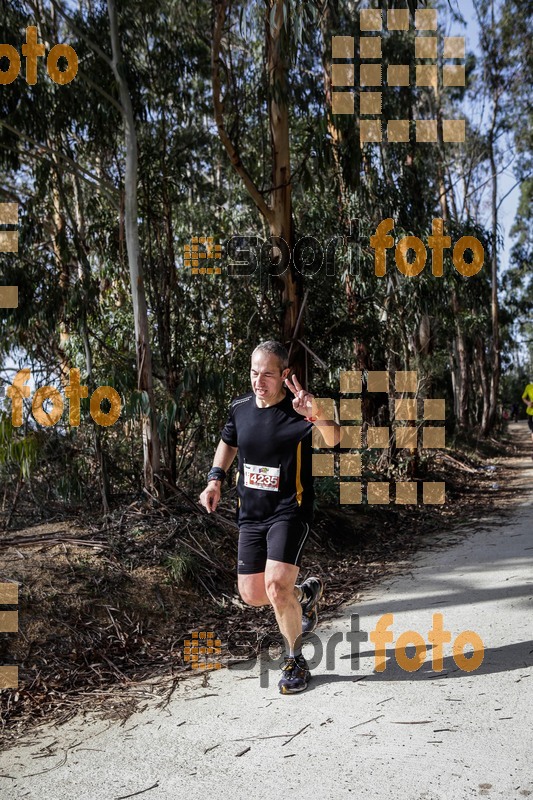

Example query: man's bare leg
[238,568,304,651]
[238,572,270,606]
[264,560,302,654]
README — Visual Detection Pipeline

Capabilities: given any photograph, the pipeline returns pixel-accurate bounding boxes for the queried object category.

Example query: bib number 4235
[243,463,280,492]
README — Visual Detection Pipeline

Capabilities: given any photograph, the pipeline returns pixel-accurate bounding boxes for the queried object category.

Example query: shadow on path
[299,640,533,690]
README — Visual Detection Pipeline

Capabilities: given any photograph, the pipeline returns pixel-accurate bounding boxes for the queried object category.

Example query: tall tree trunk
[107,0,160,490]
[71,172,111,512]
[49,160,71,383]
[320,1,352,214]
[485,115,500,434]
[212,0,305,380]
[475,335,490,433]
[435,137,470,431]
[475,0,501,436]
[451,291,469,429]
[267,0,301,362]
[320,2,369,378]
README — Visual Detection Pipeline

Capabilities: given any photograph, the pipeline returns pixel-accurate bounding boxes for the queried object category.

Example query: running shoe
[298,576,324,636]
[278,654,311,694]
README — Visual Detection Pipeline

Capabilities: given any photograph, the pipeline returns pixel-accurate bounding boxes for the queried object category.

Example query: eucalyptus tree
[472,0,532,433]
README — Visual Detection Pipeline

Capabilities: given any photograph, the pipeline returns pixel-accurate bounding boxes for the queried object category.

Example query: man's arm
[212,439,238,473]
[310,414,341,448]
[284,374,343,447]
[522,387,532,408]
[199,439,238,514]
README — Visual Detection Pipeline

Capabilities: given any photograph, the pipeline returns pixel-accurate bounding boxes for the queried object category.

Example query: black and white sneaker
[278,654,311,694]
[297,577,324,636]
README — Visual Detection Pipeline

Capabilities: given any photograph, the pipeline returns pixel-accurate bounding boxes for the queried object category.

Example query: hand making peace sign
[284,374,320,418]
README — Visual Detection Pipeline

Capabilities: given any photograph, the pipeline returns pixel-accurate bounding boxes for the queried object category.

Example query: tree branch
[0,120,119,203]
[26,0,114,69]
[211,0,274,225]
[77,68,124,116]
[496,174,533,211]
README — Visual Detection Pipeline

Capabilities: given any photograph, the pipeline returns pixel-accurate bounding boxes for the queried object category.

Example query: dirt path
[1,422,532,800]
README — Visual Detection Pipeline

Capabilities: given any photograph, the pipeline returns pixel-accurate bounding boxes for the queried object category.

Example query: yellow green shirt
[522,384,533,415]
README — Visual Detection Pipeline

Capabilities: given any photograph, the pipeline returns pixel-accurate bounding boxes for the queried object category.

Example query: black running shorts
[528,416,533,433]
[237,516,311,575]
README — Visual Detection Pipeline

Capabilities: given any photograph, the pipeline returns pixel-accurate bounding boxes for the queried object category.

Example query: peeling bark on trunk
[320,1,347,212]
[212,0,305,381]
[266,0,301,369]
[49,165,71,383]
[71,172,111,513]
[451,290,469,429]
[436,156,470,431]
[485,125,500,434]
[107,0,160,491]
[475,335,490,433]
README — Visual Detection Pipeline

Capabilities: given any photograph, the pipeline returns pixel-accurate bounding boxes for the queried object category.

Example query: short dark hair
[251,340,289,372]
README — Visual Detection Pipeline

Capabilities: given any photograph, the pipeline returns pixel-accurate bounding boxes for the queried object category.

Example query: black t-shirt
[220,391,315,525]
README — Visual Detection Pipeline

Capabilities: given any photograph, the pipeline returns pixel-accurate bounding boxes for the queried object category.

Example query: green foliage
[0,413,40,480]
[0,0,528,508]
[165,551,199,587]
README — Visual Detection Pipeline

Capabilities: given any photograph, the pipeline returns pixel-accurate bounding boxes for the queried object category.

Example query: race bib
[243,462,280,492]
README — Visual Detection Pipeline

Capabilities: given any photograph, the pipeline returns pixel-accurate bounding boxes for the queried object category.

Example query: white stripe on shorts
[295,521,310,564]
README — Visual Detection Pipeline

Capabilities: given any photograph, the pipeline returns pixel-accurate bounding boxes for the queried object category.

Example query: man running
[199,341,340,694]
[522,379,533,459]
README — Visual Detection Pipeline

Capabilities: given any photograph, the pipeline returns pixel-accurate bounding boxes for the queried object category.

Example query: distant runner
[522,380,533,459]
[199,341,340,693]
